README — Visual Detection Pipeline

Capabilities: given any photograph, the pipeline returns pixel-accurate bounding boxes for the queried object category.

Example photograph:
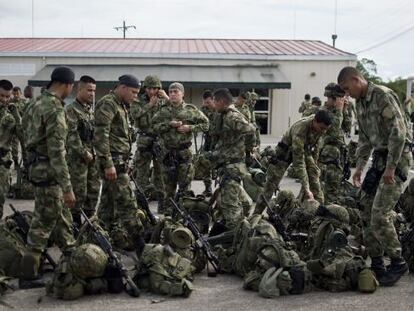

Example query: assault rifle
[80,209,140,297]
[169,198,220,276]
[8,204,57,269]
[130,175,158,226]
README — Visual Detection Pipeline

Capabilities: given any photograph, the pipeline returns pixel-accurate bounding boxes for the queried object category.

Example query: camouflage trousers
[133,136,164,198]
[162,148,194,213]
[97,172,143,245]
[68,156,100,218]
[218,163,253,229]
[319,162,342,204]
[11,136,19,165]
[27,185,75,253]
[360,152,412,258]
[0,165,11,219]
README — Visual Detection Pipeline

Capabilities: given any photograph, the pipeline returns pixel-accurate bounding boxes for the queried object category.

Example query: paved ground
[1,137,414,310]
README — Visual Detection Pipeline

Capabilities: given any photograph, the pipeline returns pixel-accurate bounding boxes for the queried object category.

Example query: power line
[356,24,414,53]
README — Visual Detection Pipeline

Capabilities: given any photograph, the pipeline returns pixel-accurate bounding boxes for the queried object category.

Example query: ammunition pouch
[77,119,94,143]
[111,153,129,175]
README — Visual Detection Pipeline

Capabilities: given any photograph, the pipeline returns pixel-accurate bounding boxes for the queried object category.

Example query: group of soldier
[0,64,413,301]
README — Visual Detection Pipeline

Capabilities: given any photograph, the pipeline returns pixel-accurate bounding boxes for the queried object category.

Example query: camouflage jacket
[321,104,345,148]
[302,105,320,117]
[341,103,353,135]
[152,101,209,149]
[298,100,311,114]
[25,90,72,193]
[0,105,17,162]
[355,82,411,171]
[130,94,164,136]
[280,116,323,191]
[65,99,95,160]
[212,107,256,166]
[235,103,252,123]
[11,97,27,116]
[94,92,132,169]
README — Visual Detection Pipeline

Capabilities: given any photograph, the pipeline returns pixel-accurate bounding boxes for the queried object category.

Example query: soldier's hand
[335,97,345,110]
[353,168,363,187]
[383,168,396,185]
[170,120,182,128]
[84,151,94,163]
[149,95,158,107]
[63,191,76,209]
[177,124,191,133]
[305,190,314,200]
[105,166,117,181]
[158,89,169,100]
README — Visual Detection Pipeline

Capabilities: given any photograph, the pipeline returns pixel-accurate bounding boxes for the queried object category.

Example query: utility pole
[113,20,136,39]
[332,0,338,47]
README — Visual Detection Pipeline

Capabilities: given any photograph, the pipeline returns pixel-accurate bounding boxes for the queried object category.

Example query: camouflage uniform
[356,82,412,259]
[7,101,22,166]
[152,100,209,213]
[94,91,144,249]
[298,99,311,116]
[319,103,346,204]
[235,101,256,154]
[65,99,100,224]
[130,94,164,199]
[0,104,20,219]
[24,90,75,254]
[259,116,324,210]
[210,107,256,229]
[302,105,320,117]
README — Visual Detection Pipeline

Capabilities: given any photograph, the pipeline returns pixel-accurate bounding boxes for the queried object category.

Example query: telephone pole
[114,20,136,39]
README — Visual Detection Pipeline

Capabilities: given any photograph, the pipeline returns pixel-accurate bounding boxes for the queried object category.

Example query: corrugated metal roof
[0,38,355,59]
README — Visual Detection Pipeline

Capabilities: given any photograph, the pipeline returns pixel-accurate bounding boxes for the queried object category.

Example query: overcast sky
[0,0,413,79]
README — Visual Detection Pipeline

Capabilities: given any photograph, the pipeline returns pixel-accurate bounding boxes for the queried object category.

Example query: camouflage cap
[169,82,184,93]
[70,243,108,279]
[312,96,322,104]
[170,227,194,249]
[324,83,345,98]
[143,75,162,89]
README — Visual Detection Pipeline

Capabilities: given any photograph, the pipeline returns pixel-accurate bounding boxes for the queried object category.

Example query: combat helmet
[324,83,346,98]
[316,204,350,226]
[143,75,162,89]
[70,244,108,279]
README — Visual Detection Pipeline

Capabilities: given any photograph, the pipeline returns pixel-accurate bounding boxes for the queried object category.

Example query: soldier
[94,74,145,251]
[247,91,261,149]
[130,75,168,212]
[298,93,311,116]
[7,87,24,169]
[24,85,34,102]
[199,90,216,196]
[302,96,322,117]
[318,83,347,204]
[0,80,23,219]
[152,82,209,214]
[65,75,100,229]
[255,110,332,213]
[20,67,76,283]
[235,90,256,162]
[338,67,413,286]
[206,88,256,229]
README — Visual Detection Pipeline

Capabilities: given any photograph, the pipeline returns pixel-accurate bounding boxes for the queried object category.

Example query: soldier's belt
[30,180,58,187]
[110,152,130,161]
[136,130,156,138]
[165,142,192,151]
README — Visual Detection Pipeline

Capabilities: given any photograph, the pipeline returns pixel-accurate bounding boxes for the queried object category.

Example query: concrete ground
[1,137,414,311]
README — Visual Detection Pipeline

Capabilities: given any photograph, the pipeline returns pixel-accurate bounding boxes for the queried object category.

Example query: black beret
[119,74,141,88]
[51,66,75,84]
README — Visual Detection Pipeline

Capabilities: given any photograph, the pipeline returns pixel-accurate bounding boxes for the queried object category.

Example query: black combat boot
[370,256,387,281]
[379,257,408,287]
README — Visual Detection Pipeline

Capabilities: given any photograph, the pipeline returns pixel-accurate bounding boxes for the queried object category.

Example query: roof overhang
[28,64,291,89]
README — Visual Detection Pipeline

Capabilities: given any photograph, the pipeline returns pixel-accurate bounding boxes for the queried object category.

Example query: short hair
[314,109,332,126]
[304,93,311,100]
[213,88,233,104]
[79,75,96,84]
[202,90,213,100]
[238,89,248,99]
[12,86,21,92]
[337,66,362,84]
[0,80,13,91]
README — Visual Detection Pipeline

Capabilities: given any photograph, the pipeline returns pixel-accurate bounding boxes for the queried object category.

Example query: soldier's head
[236,89,248,105]
[337,66,368,100]
[311,96,322,107]
[12,86,22,99]
[116,74,141,104]
[168,82,185,105]
[304,93,311,101]
[77,75,96,105]
[213,88,233,112]
[48,66,75,99]
[202,90,213,108]
[312,109,332,134]
[324,83,345,106]
[24,85,33,99]
[143,75,162,98]
[0,79,13,105]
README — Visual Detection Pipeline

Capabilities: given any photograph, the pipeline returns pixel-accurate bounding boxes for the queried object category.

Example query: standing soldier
[318,83,347,204]
[152,82,209,214]
[20,67,76,282]
[130,75,168,212]
[247,91,261,149]
[338,67,412,286]
[65,75,100,229]
[298,93,311,116]
[255,110,332,213]
[207,88,256,229]
[235,90,256,162]
[0,80,23,219]
[94,75,145,251]
[8,87,24,168]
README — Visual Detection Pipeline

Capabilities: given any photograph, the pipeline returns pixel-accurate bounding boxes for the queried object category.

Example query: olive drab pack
[135,244,195,297]
[358,268,378,293]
